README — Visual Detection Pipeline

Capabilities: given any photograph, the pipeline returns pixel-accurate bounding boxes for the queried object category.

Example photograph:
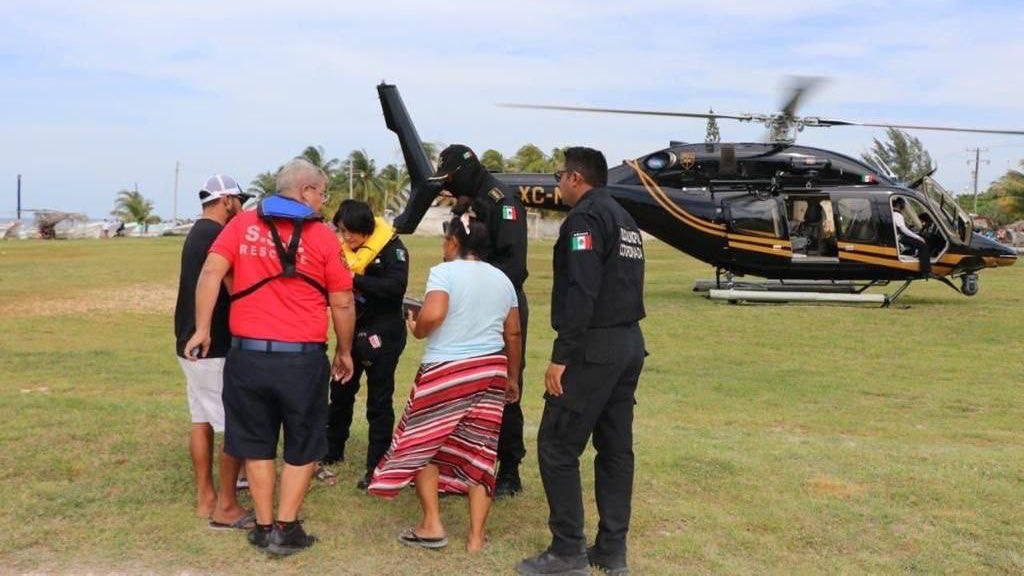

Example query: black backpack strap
[231,217,328,303]
[296,272,329,300]
[231,276,274,302]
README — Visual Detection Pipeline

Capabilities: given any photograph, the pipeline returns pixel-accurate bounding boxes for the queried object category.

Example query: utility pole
[16,174,21,220]
[348,160,354,200]
[967,147,989,214]
[172,161,181,225]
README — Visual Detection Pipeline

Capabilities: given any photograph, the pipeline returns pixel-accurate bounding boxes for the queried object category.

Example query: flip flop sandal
[398,527,448,549]
[208,509,256,531]
[314,464,338,486]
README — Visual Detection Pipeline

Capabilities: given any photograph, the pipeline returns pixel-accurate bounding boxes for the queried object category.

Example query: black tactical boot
[515,548,589,575]
[494,461,522,499]
[588,545,630,575]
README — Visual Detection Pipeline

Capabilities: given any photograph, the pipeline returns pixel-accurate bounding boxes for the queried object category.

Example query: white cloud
[2,1,1024,217]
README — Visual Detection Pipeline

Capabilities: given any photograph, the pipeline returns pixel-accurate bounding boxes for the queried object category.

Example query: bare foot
[196,489,217,518]
[414,522,446,539]
[466,535,487,553]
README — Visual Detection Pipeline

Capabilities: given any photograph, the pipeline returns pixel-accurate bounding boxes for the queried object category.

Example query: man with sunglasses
[430,144,529,499]
[517,147,646,576]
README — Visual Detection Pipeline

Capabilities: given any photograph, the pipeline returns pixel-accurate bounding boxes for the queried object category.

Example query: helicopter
[377,81,1020,301]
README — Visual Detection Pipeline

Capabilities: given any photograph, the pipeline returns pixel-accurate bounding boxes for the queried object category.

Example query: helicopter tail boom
[377,83,442,233]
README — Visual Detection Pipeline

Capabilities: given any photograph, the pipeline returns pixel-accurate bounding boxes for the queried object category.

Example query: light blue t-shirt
[421,259,518,363]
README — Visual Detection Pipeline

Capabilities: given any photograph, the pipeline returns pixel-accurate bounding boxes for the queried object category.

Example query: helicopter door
[891,195,949,264]
[724,195,787,268]
[785,195,838,259]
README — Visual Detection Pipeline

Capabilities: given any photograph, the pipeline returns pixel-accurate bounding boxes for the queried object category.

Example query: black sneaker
[356,472,372,490]
[515,549,589,575]
[247,523,272,549]
[587,546,630,575]
[265,521,317,556]
[494,463,522,499]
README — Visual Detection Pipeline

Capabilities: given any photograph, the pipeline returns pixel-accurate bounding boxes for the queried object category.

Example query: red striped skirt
[367,353,508,498]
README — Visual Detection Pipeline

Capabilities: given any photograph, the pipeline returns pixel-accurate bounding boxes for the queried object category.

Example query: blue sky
[3,0,1024,219]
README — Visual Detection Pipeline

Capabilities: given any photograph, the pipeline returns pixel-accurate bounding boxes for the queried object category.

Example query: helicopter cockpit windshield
[919,177,973,244]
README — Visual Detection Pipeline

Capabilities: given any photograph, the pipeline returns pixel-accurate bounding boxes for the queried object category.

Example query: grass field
[1,235,1022,575]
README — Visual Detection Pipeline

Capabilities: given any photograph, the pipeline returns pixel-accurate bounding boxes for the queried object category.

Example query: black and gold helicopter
[378,81,1020,301]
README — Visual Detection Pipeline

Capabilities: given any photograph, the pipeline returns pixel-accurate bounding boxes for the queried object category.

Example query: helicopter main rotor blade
[499,103,755,122]
[780,76,825,118]
[807,117,1024,135]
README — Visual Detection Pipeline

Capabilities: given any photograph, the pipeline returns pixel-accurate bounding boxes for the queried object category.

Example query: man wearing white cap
[174,174,253,529]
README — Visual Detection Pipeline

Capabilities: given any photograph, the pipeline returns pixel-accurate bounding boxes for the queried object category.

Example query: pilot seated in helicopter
[892,197,931,277]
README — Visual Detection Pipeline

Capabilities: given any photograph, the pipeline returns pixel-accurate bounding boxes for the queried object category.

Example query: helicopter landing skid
[693,274,889,295]
[699,271,914,307]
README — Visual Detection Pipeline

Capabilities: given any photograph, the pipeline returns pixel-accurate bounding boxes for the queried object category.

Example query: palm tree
[510,144,553,172]
[248,170,279,199]
[377,163,410,215]
[346,149,380,205]
[986,160,1024,223]
[480,149,507,172]
[113,190,160,228]
[300,145,341,178]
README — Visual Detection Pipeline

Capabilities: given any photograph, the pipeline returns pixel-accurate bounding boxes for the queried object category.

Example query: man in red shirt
[185,158,355,556]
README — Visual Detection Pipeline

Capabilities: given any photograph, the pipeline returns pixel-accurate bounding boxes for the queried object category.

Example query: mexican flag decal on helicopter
[571,232,593,251]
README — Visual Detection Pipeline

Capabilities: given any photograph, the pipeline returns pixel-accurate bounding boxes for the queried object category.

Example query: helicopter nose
[975,234,1019,266]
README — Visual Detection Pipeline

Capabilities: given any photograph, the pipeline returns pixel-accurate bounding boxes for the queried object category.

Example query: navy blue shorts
[222,348,329,465]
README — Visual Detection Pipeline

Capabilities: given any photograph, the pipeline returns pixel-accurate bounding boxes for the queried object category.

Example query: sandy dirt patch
[1,283,176,317]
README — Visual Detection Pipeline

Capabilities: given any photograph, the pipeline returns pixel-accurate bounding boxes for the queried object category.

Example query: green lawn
[0,236,1021,574]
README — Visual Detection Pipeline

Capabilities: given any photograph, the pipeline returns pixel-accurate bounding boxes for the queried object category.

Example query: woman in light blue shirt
[368,213,522,553]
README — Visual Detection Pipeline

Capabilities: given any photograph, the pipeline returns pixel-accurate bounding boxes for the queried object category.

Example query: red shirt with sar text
[210,210,352,342]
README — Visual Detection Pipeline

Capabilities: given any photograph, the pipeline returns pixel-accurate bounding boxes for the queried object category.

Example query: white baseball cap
[198,174,253,205]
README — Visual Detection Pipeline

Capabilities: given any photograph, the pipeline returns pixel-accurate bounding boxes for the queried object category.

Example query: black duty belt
[232,337,326,354]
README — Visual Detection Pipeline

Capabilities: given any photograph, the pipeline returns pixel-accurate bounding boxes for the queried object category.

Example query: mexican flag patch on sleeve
[502,205,518,221]
[395,248,407,262]
[570,232,592,251]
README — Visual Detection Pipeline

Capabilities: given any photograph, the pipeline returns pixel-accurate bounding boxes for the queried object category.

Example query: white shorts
[178,357,227,432]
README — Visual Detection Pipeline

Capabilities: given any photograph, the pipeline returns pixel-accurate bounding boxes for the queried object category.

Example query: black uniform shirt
[551,187,645,364]
[353,234,409,331]
[174,219,231,358]
[471,175,529,290]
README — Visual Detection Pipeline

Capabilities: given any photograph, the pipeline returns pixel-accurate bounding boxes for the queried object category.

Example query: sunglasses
[553,169,576,182]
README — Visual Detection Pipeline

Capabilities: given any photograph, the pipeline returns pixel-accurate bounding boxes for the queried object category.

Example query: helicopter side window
[835,197,877,242]
[727,196,783,238]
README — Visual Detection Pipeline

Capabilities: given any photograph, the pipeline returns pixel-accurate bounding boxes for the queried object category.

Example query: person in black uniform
[517,147,646,576]
[324,200,409,489]
[431,144,530,498]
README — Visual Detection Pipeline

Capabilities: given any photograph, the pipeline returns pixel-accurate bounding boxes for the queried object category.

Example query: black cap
[429,144,478,181]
